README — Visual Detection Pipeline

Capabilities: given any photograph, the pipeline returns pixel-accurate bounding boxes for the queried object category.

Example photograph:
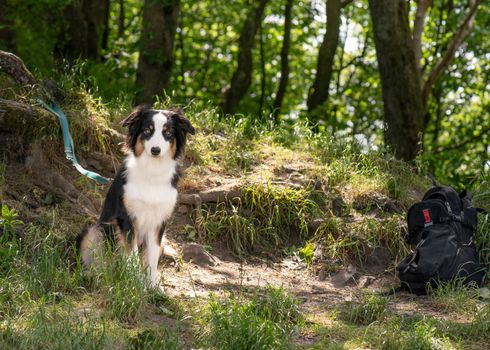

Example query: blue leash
[38,100,112,184]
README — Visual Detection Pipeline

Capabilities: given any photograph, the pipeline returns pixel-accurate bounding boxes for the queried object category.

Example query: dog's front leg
[145,230,163,287]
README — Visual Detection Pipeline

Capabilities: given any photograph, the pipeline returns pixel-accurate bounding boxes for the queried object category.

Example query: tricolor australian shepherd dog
[77,106,195,286]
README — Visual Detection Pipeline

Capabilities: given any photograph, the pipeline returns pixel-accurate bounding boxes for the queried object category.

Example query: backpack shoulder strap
[476,207,488,215]
[423,186,462,213]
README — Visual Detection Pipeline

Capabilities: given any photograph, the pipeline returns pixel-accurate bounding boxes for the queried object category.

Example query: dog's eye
[143,128,151,135]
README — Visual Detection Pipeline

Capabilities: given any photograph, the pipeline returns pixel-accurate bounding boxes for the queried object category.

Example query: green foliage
[426,278,481,315]
[0,204,22,272]
[92,249,151,322]
[475,213,490,279]
[128,327,183,350]
[298,243,315,266]
[313,214,408,265]
[338,292,388,325]
[198,286,302,350]
[194,182,321,255]
[377,318,455,350]
[2,0,487,183]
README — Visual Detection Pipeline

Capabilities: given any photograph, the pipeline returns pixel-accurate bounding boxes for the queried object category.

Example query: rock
[332,197,346,217]
[329,264,357,288]
[162,244,178,258]
[313,179,322,190]
[177,205,189,214]
[308,218,325,231]
[318,266,328,281]
[479,287,490,300]
[364,246,391,274]
[357,275,376,288]
[383,199,403,214]
[182,243,217,267]
[87,158,102,171]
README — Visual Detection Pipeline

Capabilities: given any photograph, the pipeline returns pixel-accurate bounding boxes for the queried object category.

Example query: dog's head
[121,106,195,159]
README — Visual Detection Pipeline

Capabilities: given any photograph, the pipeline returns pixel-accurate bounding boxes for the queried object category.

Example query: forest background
[0,0,488,185]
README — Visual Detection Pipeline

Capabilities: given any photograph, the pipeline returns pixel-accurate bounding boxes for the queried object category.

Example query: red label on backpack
[422,209,431,224]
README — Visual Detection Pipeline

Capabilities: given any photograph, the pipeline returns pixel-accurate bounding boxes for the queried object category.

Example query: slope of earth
[0,89,489,349]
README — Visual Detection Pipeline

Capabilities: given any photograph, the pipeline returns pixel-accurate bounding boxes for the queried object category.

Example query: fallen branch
[0,50,38,86]
[178,189,242,207]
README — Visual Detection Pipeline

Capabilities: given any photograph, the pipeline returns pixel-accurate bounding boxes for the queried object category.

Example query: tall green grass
[197,286,303,350]
[338,292,388,325]
[193,182,322,255]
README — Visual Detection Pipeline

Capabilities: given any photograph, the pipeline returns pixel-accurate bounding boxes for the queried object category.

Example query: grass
[475,213,490,279]
[197,286,303,350]
[193,182,322,256]
[426,278,481,315]
[128,326,183,350]
[338,291,388,325]
[306,303,490,350]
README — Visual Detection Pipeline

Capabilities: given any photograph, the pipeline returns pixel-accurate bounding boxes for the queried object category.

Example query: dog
[77,106,195,286]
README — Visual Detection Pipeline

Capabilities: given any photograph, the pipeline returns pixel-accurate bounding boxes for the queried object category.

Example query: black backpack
[397,186,485,295]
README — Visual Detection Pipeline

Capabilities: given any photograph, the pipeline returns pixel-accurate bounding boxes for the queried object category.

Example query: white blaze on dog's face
[140,111,172,158]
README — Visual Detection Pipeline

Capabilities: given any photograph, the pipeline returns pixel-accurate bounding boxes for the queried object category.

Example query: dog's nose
[151,147,161,156]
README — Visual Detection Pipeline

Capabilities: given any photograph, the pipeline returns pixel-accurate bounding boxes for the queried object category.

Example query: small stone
[332,197,346,217]
[318,266,328,281]
[479,287,490,300]
[182,243,217,267]
[87,158,102,171]
[177,205,189,214]
[162,244,178,258]
[358,275,376,288]
[313,179,322,190]
[329,267,356,288]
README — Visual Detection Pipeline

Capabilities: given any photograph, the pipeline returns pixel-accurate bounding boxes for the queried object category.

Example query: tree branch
[412,0,432,72]
[0,50,38,86]
[432,125,490,154]
[422,0,482,109]
[341,0,355,8]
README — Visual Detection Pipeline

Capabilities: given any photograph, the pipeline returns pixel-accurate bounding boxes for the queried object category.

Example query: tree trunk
[271,0,293,121]
[412,0,432,73]
[220,0,268,116]
[306,0,341,118]
[55,0,109,62]
[55,1,89,62]
[257,21,266,119]
[83,0,109,60]
[369,0,425,161]
[118,0,125,38]
[101,0,111,53]
[135,0,180,105]
[0,0,15,52]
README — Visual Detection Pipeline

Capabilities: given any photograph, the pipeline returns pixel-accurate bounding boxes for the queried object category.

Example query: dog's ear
[121,106,148,152]
[121,105,147,128]
[170,108,195,135]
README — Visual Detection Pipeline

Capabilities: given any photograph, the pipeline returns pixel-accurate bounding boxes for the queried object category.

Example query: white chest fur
[123,153,178,241]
